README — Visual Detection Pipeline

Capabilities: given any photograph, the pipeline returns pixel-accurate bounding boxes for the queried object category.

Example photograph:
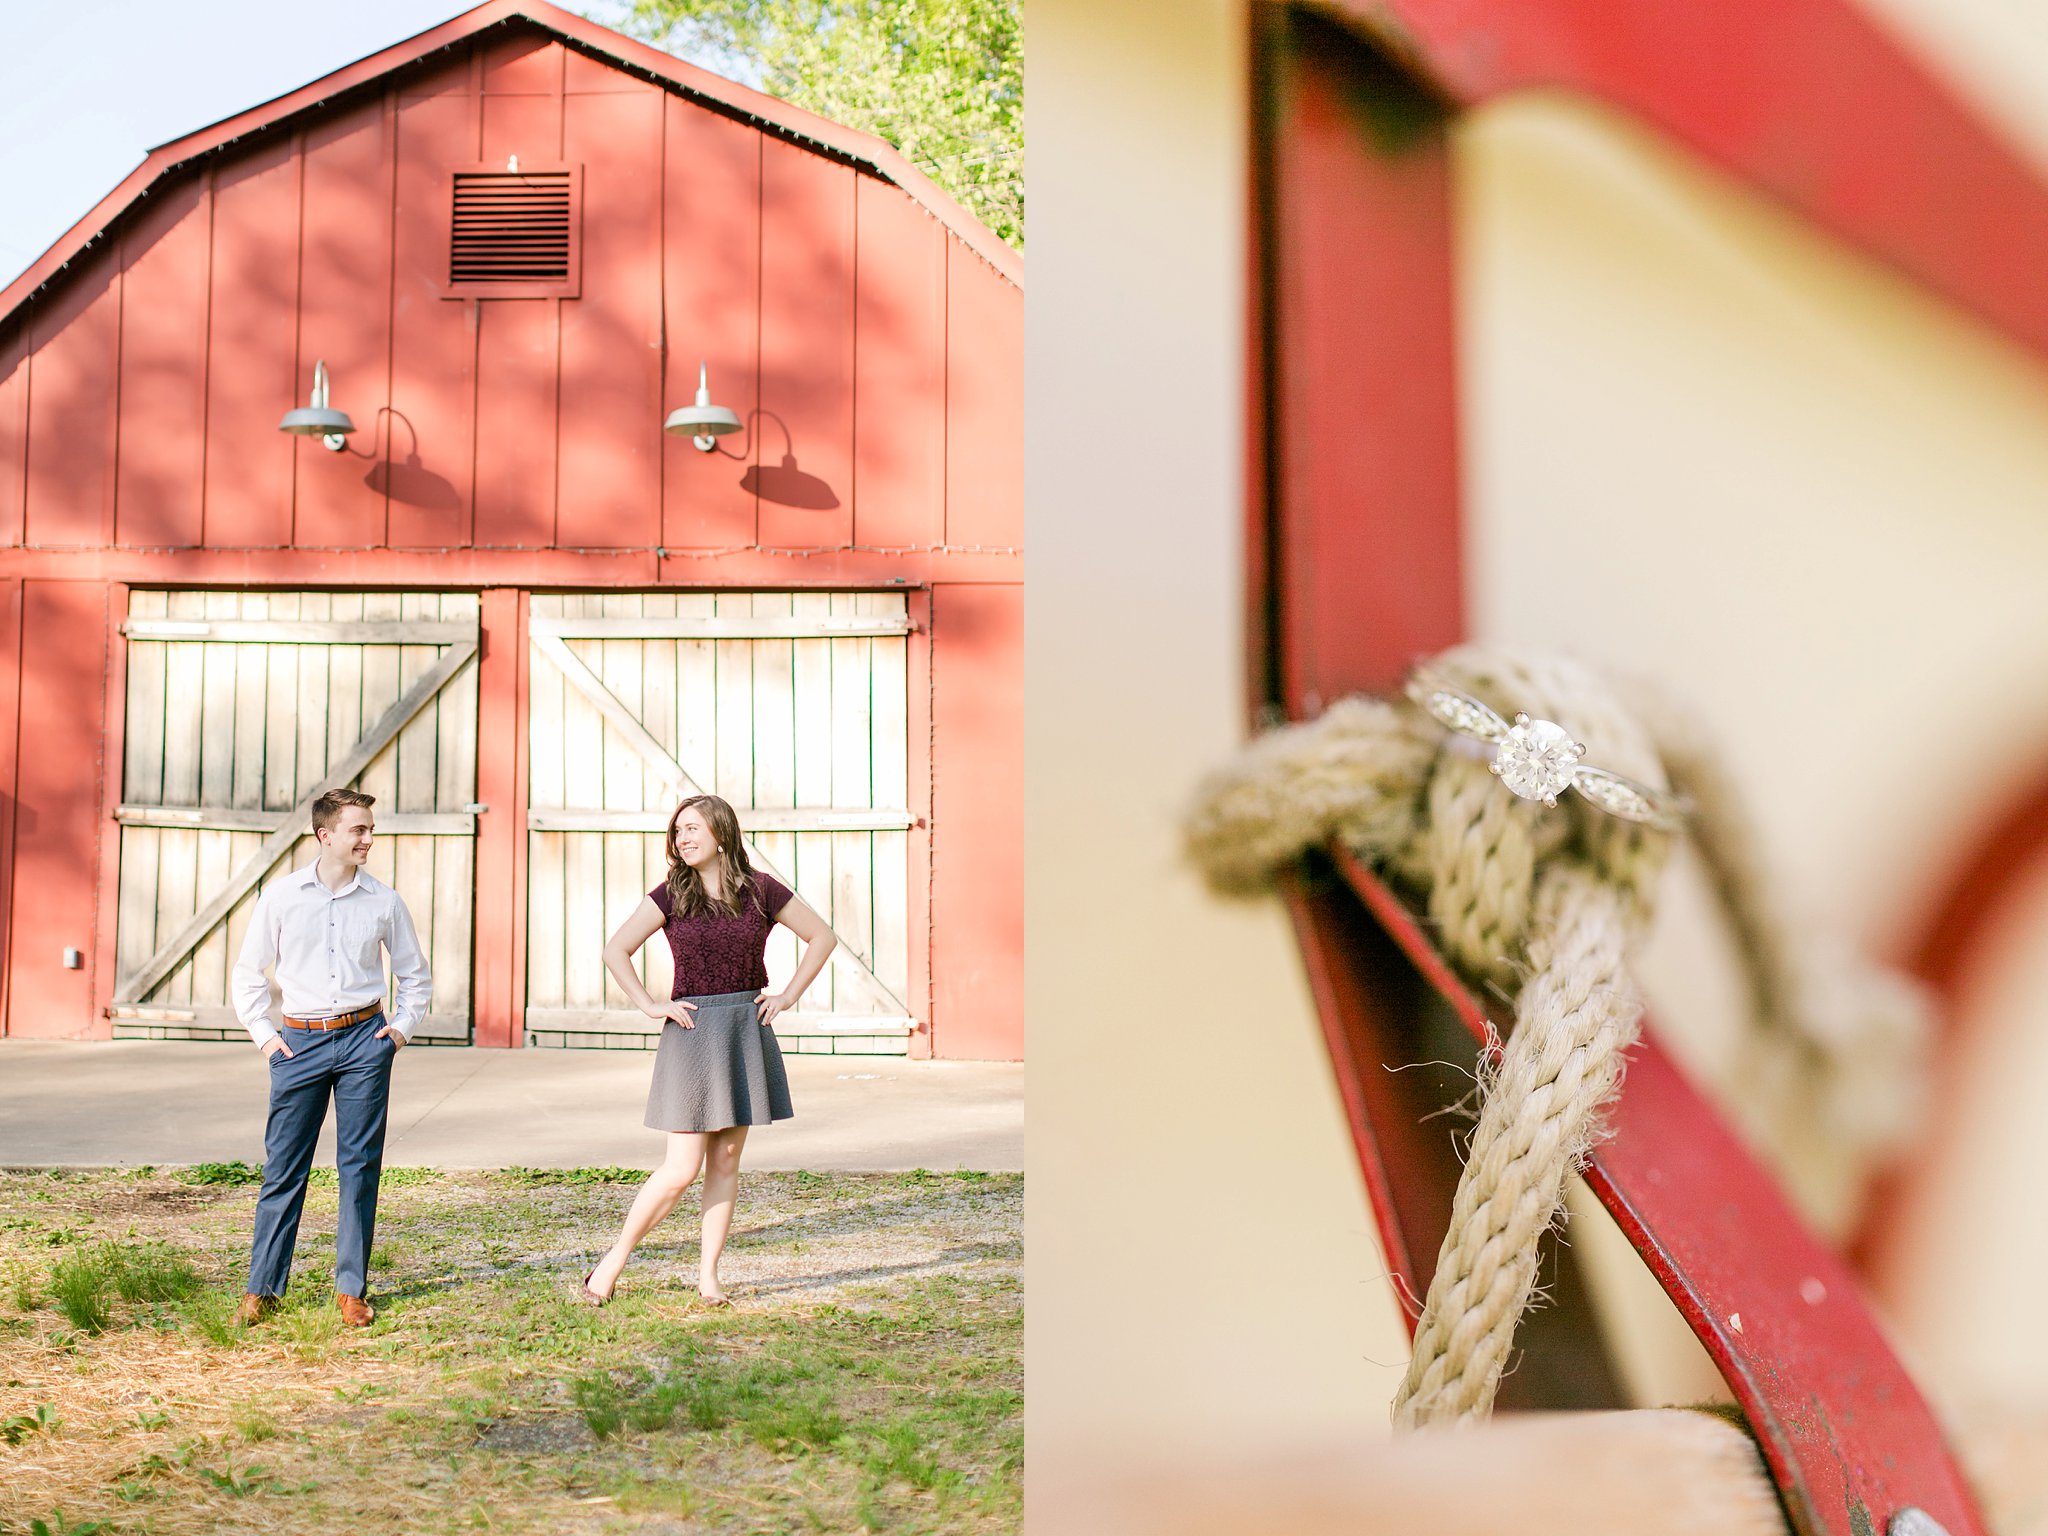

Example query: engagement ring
[1403,671,1688,831]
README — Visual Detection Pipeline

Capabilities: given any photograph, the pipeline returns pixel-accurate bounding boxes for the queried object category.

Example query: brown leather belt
[281,1002,383,1032]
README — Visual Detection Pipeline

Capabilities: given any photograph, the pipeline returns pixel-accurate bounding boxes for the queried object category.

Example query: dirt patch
[475,1413,599,1455]
[85,1184,239,1219]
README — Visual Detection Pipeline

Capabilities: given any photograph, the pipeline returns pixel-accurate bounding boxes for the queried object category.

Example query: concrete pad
[0,1041,1022,1171]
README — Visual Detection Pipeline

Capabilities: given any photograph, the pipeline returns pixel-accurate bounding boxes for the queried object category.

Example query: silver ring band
[1404,671,1688,831]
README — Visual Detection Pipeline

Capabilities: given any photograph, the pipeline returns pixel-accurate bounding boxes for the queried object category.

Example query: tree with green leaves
[606,0,1022,247]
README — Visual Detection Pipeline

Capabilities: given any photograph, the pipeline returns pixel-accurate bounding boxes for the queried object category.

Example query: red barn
[0,1,1022,1059]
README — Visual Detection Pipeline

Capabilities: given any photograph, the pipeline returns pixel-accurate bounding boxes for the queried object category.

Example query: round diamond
[1494,718,1581,802]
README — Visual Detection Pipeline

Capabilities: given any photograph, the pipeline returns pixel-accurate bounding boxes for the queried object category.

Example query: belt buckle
[292,1007,367,1031]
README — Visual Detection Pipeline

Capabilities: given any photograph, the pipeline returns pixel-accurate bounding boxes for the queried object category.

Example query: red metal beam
[1327,856,1982,1536]
[1337,0,2048,366]
[1329,848,1984,1535]
[1266,13,1462,714]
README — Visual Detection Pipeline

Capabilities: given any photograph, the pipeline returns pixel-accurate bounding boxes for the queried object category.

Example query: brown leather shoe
[235,1293,279,1326]
[335,1293,376,1327]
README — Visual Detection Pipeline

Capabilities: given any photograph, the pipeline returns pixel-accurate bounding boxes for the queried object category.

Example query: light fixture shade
[279,359,356,448]
[665,360,742,447]
[662,402,742,437]
[279,405,357,436]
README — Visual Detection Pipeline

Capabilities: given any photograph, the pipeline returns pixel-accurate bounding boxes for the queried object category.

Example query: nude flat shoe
[579,1269,613,1307]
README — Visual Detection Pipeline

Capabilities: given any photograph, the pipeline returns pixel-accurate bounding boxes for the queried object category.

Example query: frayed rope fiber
[1182,644,1928,1429]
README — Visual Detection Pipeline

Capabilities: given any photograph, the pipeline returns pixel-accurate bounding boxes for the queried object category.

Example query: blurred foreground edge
[1037,1410,1785,1536]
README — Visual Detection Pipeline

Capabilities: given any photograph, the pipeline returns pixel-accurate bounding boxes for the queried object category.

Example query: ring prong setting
[1407,668,1684,830]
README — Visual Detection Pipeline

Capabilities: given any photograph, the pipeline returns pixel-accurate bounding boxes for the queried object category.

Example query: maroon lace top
[649,873,794,997]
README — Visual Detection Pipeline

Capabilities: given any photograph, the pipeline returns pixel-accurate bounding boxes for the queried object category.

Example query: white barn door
[110,590,481,1042]
[523,592,916,1053]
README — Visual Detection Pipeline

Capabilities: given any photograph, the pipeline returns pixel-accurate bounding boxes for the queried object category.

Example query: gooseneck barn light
[663,360,743,451]
[278,359,357,451]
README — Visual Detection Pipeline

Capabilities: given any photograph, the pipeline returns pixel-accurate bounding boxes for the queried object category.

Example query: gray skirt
[643,991,794,1133]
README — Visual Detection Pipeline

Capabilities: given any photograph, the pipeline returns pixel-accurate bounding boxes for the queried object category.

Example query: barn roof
[0,0,1021,326]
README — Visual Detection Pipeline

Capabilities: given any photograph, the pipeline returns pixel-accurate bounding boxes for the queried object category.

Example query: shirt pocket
[340,902,384,972]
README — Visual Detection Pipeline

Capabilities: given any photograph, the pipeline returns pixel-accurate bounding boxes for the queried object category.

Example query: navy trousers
[246,1014,396,1299]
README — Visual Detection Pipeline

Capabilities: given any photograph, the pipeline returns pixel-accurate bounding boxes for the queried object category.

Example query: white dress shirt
[231,862,433,1048]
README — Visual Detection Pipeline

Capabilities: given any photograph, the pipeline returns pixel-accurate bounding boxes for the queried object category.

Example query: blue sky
[0,0,719,288]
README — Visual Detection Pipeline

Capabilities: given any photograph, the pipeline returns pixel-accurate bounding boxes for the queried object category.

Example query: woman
[580,792,836,1306]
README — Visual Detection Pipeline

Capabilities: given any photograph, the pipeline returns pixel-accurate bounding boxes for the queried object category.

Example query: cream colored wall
[1458,88,2048,1413]
[1029,0,2048,1502]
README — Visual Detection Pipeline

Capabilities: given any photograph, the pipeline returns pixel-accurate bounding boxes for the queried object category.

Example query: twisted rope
[1182,644,1926,1428]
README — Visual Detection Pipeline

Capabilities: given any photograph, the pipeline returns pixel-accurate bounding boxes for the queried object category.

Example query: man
[231,788,431,1327]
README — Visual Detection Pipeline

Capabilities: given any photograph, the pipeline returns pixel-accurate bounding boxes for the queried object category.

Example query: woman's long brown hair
[663,794,759,918]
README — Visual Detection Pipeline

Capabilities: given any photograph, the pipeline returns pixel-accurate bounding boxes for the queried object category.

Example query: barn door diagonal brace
[530,632,912,1017]
[112,639,481,1005]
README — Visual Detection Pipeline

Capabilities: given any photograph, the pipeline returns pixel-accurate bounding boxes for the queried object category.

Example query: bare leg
[698,1126,749,1300]
[587,1132,708,1298]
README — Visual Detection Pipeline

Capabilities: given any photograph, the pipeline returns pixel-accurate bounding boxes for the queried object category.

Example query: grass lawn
[0,1166,1021,1534]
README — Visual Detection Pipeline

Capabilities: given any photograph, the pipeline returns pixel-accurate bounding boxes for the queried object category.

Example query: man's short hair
[311,788,376,836]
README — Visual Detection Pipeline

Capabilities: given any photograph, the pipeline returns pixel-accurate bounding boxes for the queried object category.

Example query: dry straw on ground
[0,1166,1021,1535]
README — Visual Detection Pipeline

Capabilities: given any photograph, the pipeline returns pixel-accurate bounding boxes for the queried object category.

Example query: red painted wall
[928,583,1025,1059]
[5,582,113,1038]
[0,21,1022,1058]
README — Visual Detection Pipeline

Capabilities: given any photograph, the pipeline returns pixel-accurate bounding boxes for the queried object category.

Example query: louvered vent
[447,169,579,294]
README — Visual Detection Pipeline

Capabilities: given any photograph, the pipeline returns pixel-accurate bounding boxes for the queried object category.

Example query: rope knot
[1181,642,1927,1428]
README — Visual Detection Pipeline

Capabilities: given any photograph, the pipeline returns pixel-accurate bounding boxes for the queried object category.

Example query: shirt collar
[297,860,366,898]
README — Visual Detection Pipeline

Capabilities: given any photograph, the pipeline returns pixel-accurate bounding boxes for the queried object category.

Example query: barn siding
[928,582,1023,1059]
[389,85,480,551]
[205,137,302,550]
[557,77,665,551]
[298,95,398,550]
[7,582,112,1038]
[855,175,948,550]
[476,80,564,549]
[660,95,760,551]
[114,181,210,550]
[945,239,1026,550]
[0,577,21,1037]
[24,266,120,549]
[0,19,1022,1058]
[0,327,25,546]
[759,138,857,552]
[10,37,1019,570]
